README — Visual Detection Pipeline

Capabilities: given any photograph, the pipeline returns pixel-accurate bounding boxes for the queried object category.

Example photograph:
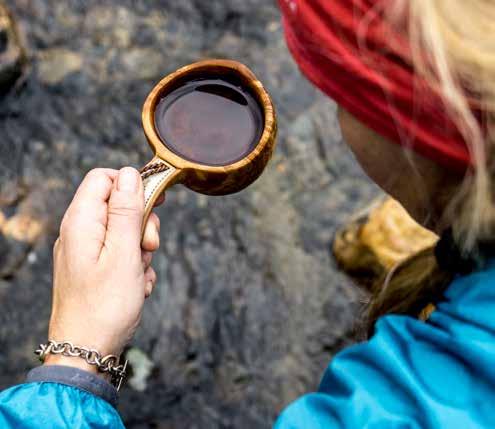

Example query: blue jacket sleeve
[274,265,495,428]
[0,381,125,428]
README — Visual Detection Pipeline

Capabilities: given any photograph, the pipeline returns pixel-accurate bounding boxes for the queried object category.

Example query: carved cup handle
[139,157,180,239]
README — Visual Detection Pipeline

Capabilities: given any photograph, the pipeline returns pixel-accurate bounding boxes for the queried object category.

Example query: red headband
[278,0,472,171]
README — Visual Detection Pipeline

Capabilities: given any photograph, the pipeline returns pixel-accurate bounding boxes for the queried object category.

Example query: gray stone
[0,232,30,278]
[0,1,380,427]
[0,2,26,92]
[37,48,83,85]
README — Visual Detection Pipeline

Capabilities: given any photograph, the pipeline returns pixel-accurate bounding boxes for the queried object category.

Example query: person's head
[334,0,495,241]
[337,106,463,234]
[280,0,495,332]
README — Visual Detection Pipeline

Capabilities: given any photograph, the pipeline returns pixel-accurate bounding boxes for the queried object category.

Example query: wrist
[43,354,111,382]
[36,340,128,389]
[48,321,123,358]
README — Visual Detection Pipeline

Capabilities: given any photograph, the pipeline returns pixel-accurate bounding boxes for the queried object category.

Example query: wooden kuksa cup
[139,59,277,236]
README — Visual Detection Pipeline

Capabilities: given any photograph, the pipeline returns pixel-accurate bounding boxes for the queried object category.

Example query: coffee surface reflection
[154,78,263,166]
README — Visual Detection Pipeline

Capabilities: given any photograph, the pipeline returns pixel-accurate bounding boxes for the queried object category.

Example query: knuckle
[84,169,112,190]
[110,190,143,211]
[149,267,157,283]
[53,238,61,257]
[145,283,153,298]
[85,168,105,181]
[142,252,152,266]
[59,212,71,237]
[108,203,141,217]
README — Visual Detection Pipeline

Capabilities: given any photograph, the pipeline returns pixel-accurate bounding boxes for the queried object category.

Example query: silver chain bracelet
[35,340,128,391]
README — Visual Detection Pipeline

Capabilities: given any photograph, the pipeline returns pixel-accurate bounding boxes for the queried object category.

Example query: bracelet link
[35,340,128,391]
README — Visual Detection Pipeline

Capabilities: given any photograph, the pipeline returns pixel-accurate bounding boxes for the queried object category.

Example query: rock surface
[0,1,26,92]
[0,1,379,427]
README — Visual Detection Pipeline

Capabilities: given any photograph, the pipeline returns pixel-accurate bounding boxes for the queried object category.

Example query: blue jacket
[2,262,495,428]
[0,366,125,428]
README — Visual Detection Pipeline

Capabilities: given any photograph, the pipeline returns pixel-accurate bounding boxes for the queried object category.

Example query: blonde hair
[367,0,495,332]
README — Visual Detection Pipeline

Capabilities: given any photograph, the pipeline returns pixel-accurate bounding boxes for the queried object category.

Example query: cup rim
[142,59,276,174]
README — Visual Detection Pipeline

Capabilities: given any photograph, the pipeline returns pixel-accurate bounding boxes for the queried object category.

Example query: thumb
[106,167,144,251]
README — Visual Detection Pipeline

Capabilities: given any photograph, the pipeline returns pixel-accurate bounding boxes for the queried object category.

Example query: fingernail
[118,167,139,192]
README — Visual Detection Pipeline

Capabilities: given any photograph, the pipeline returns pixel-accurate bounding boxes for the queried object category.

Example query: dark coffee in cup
[154,78,263,166]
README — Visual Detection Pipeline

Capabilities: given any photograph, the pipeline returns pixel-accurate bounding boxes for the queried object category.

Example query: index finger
[71,168,119,207]
[60,168,119,249]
